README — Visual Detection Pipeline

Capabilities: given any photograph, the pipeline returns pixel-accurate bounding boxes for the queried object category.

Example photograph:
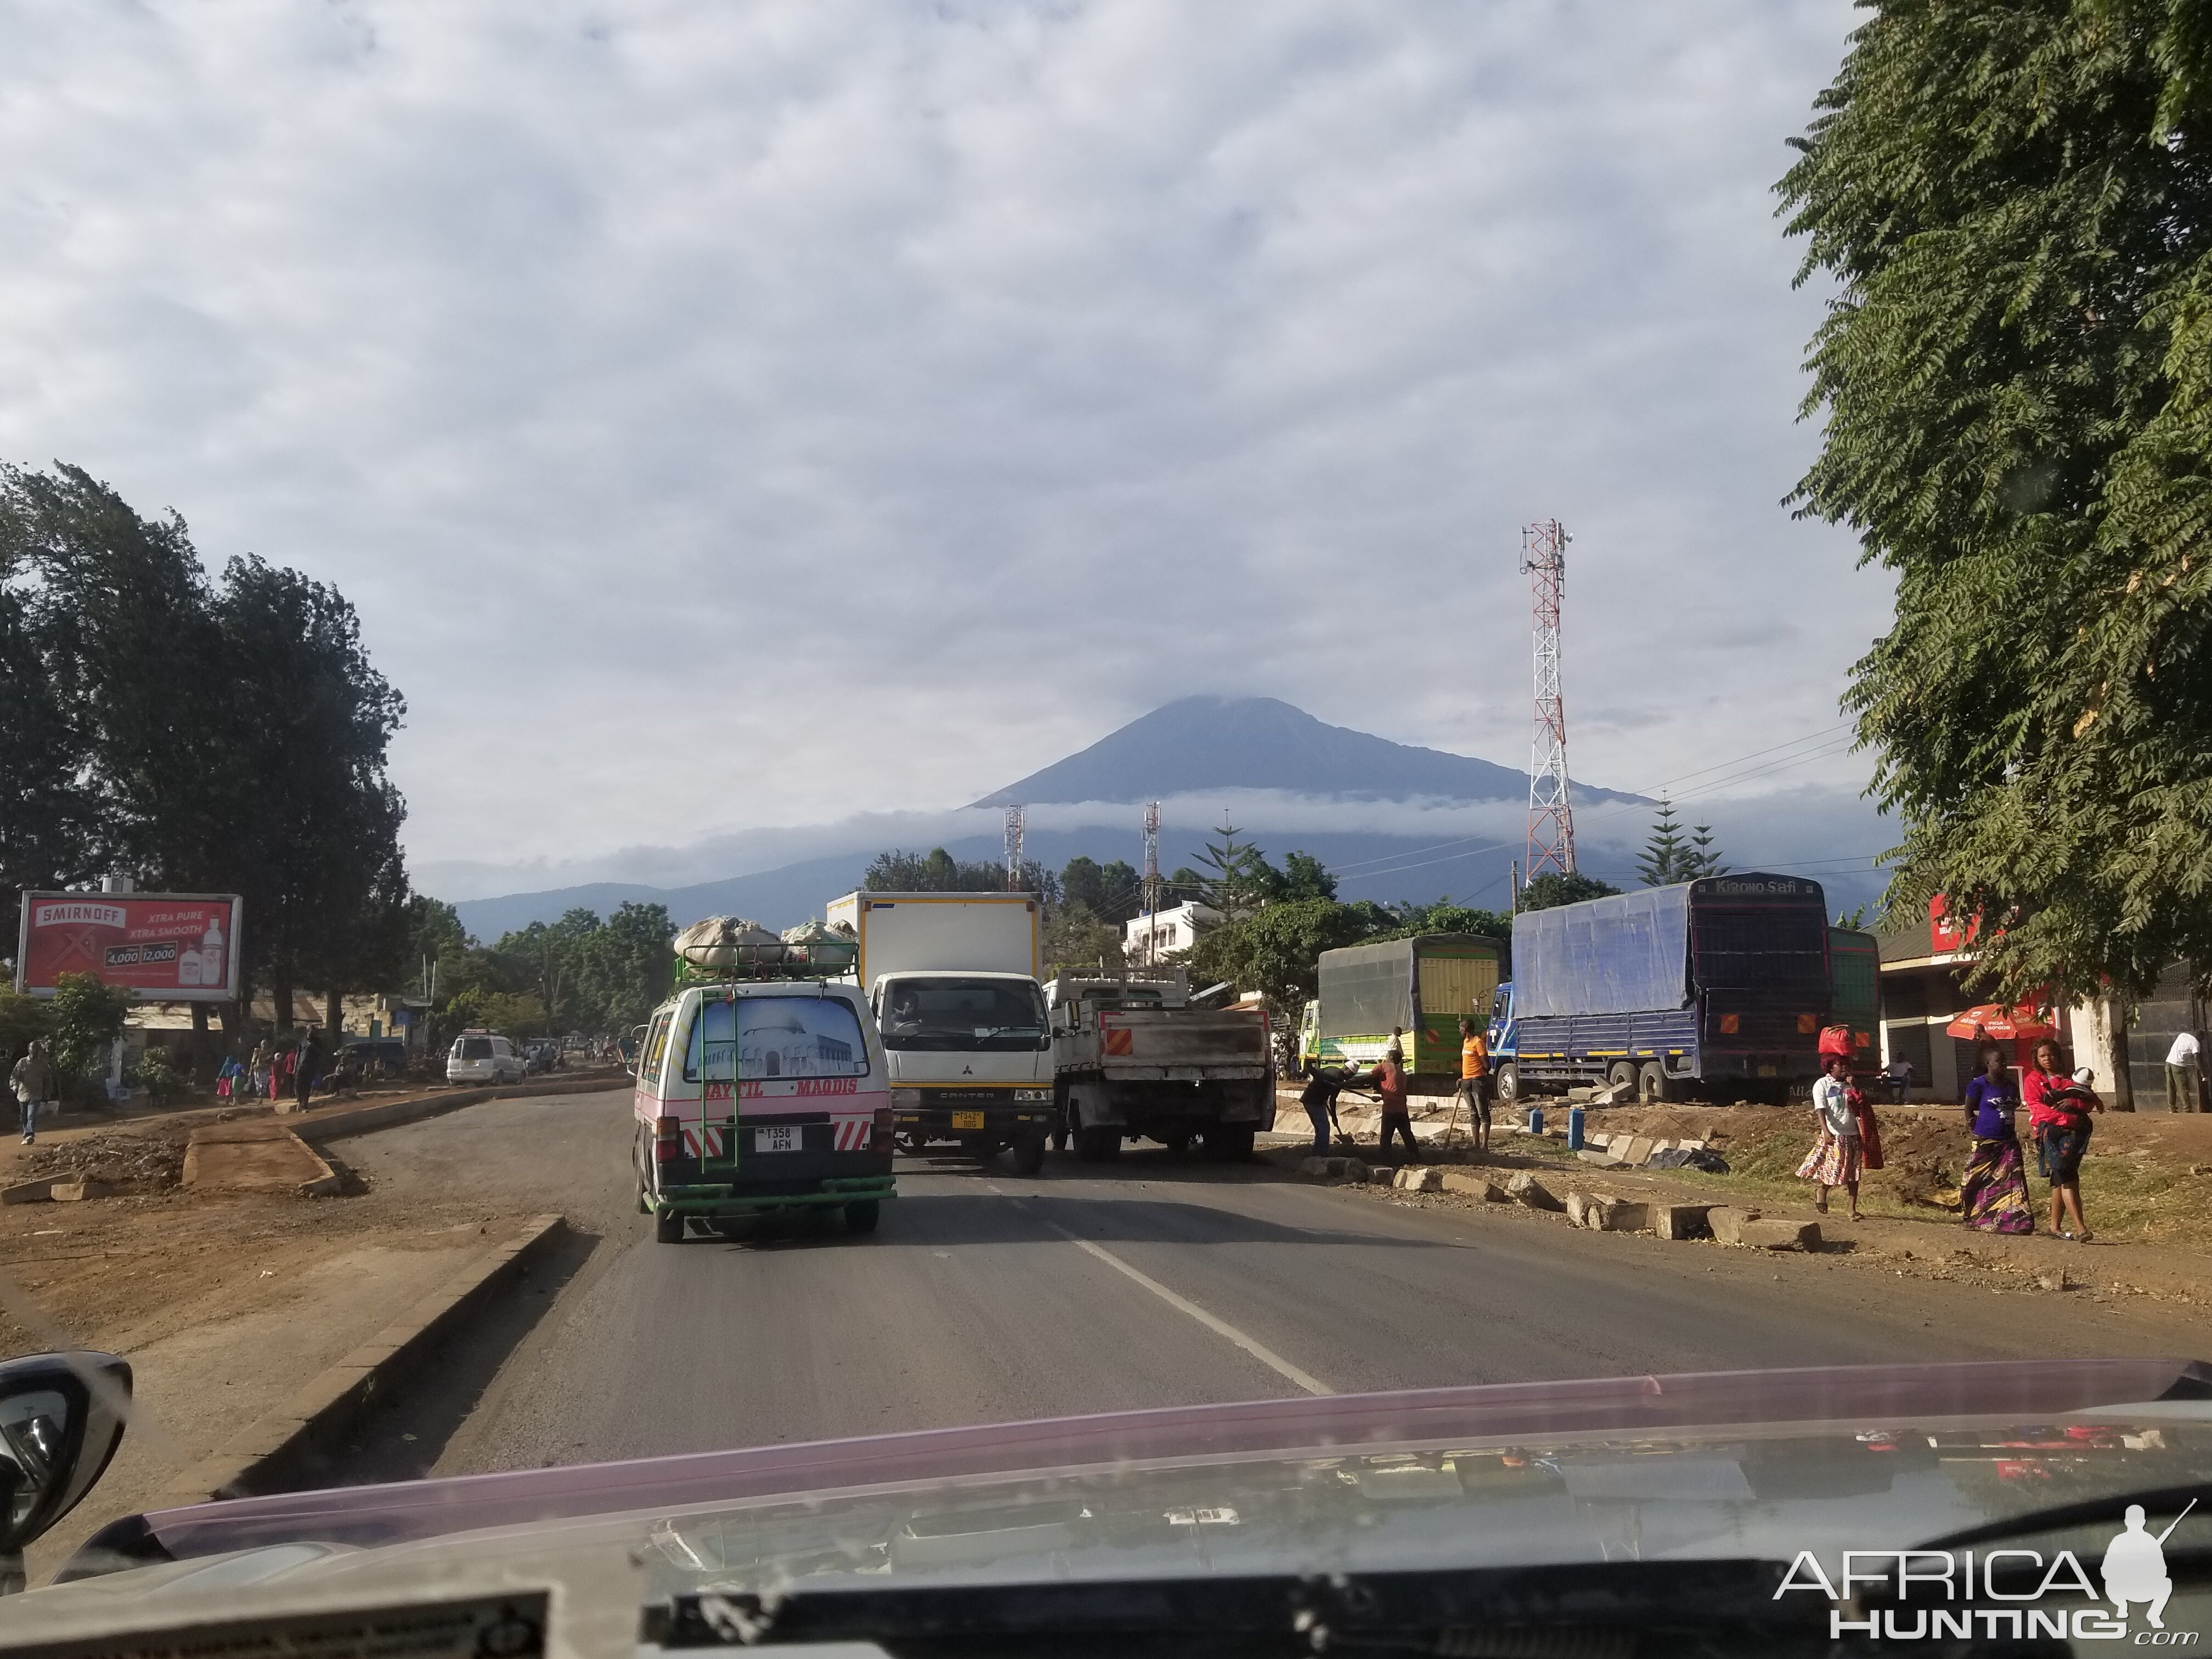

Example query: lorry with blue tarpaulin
[1487,873,1831,1104]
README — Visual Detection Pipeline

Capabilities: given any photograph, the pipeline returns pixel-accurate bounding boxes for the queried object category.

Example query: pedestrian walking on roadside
[295,1030,320,1110]
[2166,1030,2203,1114]
[2025,1041,2102,1240]
[1385,1026,1406,1068]
[249,1040,270,1100]
[9,1040,57,1146]
[1456,1016,1493,1153]
[1960,1045,2034,1233]
[1372,1052,1415,1161]
[1299,1062,1350,1156]
[1797,1053,1864,1221]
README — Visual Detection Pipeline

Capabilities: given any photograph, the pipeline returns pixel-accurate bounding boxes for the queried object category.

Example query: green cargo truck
[1297,933,1504,1090]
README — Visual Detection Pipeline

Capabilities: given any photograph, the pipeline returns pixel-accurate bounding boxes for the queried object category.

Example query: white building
[1121,900,1220,963]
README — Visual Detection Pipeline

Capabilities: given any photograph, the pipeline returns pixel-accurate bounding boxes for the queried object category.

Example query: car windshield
[11,4,2210,1644]
[878,978,1049,1052]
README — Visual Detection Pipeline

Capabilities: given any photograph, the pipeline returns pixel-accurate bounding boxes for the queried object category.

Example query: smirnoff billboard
[14,891,244,1001]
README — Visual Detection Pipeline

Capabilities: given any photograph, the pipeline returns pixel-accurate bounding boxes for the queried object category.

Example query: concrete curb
[146,1212,567,1509]
[290,1075,627,1148]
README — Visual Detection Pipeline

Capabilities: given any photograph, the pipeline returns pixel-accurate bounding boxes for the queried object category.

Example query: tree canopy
[0,462,412,1025]
[1635,797,1725,886]
[1519,871,1621,912]
[1781,0,2212,1000]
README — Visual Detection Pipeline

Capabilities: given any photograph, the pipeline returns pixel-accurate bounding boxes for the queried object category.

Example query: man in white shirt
[2168,1031,2202,1114]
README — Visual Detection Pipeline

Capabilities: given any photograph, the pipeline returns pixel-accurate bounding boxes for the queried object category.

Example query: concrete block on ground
[49,1179,115,1202]
[1440,1170,1505,1201]
[1563,1191,1595,1226]
[1322,1156,1348,1177]
[1622,1136,1657,1166]
[1,1180,52,1205]
[1392,1165,1442,1192]
[1297,1157,1330,1179]
[1711,1206,1816,1250]
[1576,1149,1621,1166]
[1505,1172,1564,1211]
[1341,1159,1371,1184]
[1656,1204,1713,1240]
[1677,1139,1708,1152]
[1584,1131,1612,1148]
[1593,1198,1650,1232]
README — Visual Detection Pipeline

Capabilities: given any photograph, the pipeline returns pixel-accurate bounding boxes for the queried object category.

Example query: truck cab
[1487,983,1520,1101]
[872,970,1056,1171]
[632,977,895,1244]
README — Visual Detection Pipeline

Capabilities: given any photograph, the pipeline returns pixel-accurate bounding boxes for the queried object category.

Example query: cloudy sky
[1,1,1889,901]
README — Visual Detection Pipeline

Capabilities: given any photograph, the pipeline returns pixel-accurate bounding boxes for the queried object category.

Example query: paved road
[335,1087,2205,1481]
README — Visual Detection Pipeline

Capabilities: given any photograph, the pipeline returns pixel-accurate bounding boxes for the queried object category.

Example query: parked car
[447,1031,524,1086]
[343,1037,409,1080]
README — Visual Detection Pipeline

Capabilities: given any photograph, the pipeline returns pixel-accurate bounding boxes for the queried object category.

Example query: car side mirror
[0,1351,132,1594]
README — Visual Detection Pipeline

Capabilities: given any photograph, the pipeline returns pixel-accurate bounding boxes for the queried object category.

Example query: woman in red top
[2022,1038,2101,1240]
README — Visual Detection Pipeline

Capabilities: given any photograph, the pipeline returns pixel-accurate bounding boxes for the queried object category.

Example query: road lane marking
[1012,1202,1331,1396]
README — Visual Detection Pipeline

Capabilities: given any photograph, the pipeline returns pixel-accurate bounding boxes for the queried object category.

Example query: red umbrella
[1944,1002,2058,1042]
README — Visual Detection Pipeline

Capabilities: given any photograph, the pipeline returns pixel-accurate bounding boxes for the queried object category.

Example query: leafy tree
[1260,850,1339,903]
[46,971,132,1100]
[0,990,50,1065]
[1184,898,1395,1025]
[0,579,101,955]
[864,848,1012,892]
[1518,871,1621,912]
[1780,1,2212,1000]
[1836,904,1870,929]
[2,466,412,1030]
[577,901,675,1031]
[1060,856,1142,921]
[1043,900,1125,975]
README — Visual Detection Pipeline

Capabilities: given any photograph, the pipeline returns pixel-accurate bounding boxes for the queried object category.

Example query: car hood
[30,1358,2212,1629]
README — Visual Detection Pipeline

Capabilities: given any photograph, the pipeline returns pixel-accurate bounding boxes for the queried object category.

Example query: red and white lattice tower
[1003,804,1025,891]
[1520,520,1577,878]
[1140,802,1163,966]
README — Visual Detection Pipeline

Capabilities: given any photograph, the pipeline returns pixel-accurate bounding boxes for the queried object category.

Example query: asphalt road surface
[332,1087,2208,1483]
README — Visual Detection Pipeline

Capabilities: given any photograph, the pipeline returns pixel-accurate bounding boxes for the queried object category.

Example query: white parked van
[448,1031,524,1086]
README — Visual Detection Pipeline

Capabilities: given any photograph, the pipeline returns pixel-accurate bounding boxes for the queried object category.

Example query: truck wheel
[1494,1062,1520,1104]
[1203,1124,1255,1163]
[1011,1132,1046,1176]
[1606,1060,1637,1098]
[845,1200,881,1234]
[655,1210,685,1244]
[1075,1124,1121,1161]
[1638,1062,1672,1104]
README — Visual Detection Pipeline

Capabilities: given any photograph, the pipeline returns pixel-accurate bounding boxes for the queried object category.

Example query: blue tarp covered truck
[1488,873,1832,1104]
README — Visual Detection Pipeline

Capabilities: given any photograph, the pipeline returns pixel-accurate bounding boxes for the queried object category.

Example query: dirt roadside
[1280,1096,2212,1306]
[0,1084,616,1579]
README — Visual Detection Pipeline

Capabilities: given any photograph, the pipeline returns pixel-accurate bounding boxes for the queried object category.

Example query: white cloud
[0,0,1877,881]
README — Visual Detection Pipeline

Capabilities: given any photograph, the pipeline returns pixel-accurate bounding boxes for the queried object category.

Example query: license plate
[951,1110,985,1130]
[753,1125,802,1153]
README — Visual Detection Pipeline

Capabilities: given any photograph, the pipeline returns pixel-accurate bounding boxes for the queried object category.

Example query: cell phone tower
[1520,519,1577,878]
[1141,802,1163,966]
[1003,804,1025,892]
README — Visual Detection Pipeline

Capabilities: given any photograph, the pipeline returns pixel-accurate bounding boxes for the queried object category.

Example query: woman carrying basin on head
[1960,1044,2033,1233]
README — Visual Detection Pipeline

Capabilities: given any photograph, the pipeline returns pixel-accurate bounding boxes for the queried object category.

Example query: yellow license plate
[951,1110,986,1130]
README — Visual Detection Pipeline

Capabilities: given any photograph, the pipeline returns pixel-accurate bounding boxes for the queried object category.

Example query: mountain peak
[973,696,1639,808]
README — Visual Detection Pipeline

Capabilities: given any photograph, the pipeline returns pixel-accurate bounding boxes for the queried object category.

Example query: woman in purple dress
[1960,1045,2033,1233]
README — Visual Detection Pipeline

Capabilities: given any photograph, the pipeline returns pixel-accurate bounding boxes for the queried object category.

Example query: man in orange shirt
[1457,1015,1493,1153]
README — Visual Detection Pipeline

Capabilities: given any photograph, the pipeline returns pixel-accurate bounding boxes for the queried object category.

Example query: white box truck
[1046,968,1274,1161]
[824,890,1056,1172]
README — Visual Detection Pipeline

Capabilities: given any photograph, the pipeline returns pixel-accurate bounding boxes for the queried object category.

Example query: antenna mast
[1003,804,1025,892]
[1141,802,1162,966]
[1521,519,1577,878]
